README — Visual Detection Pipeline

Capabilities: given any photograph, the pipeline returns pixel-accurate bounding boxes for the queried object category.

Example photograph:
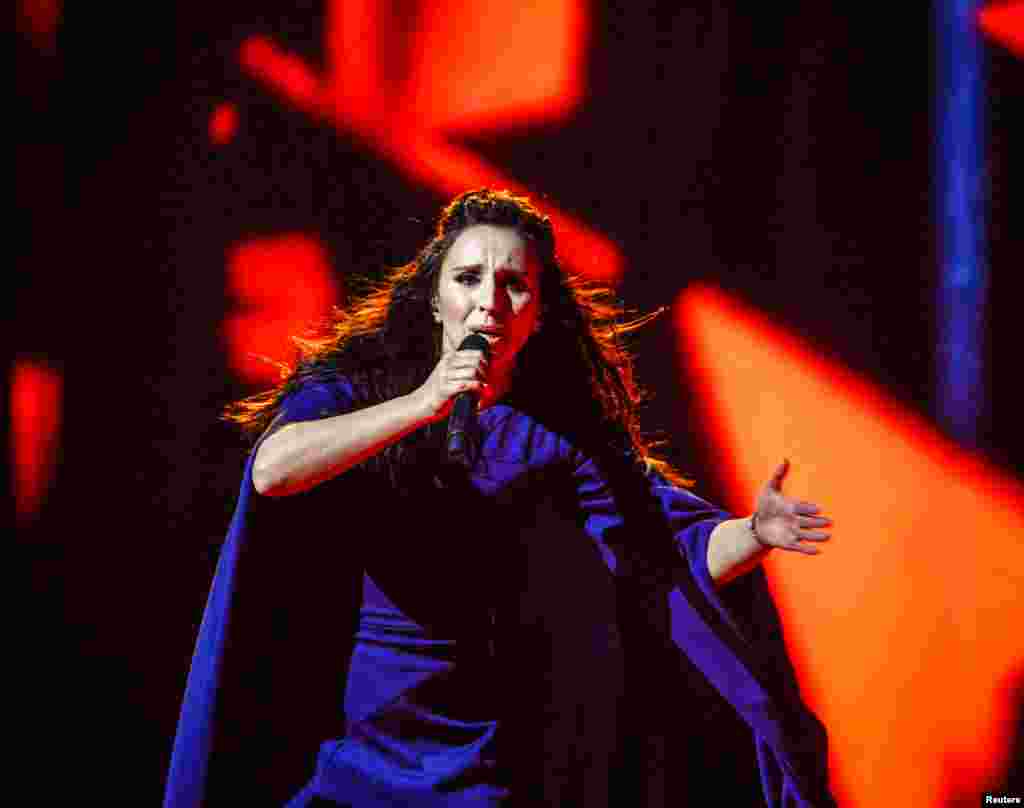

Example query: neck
[481,363,514,409]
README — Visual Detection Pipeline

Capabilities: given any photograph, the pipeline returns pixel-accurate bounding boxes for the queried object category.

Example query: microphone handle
[445,333,490,467]
[446,389,479,466]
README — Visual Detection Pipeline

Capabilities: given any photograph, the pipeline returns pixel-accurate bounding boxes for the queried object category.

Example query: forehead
[442,225,534,272]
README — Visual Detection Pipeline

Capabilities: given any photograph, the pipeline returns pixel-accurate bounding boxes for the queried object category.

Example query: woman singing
[164,189,836,807]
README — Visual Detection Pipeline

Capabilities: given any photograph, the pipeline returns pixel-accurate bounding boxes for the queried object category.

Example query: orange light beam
[674,283,1024,806]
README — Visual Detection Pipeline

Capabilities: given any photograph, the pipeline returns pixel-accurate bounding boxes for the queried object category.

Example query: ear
[432,296,441,323]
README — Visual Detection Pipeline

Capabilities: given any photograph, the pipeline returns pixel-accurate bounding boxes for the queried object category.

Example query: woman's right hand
[414,346,489,421]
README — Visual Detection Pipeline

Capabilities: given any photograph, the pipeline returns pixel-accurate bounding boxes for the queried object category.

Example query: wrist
[405,387,435,424]
[708,517,769,588]
[749,512,769,549]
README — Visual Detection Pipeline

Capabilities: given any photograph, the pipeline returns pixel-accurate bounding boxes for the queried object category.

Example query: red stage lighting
[222,235,340,386]
[980,1,1024,57]
[209,103,239,146]
[12,360,62,524]
[236,0,621,284]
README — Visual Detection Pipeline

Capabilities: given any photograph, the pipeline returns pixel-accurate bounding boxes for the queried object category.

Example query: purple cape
[163,378,835,807]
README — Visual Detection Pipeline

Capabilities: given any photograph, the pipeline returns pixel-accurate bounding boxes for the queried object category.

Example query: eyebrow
[448,263,529,275]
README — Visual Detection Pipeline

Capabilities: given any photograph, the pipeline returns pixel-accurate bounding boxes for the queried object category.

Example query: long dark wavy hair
[223,188,691,488]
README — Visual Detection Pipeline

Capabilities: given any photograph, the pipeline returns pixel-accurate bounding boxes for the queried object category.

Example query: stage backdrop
[16,1,1024,804]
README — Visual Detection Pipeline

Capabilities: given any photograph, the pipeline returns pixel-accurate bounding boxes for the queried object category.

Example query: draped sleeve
[163,375,360,808]
[571,452,835,808]
[261,376,360,444]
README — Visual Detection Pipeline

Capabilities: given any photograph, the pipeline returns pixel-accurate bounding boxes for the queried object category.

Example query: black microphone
[446,333,491,467]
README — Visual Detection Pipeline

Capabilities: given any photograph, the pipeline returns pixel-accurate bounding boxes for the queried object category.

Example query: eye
[455,272,480,286]
[503,275,530,293]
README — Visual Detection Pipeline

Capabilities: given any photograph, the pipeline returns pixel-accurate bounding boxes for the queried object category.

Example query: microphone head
[457,332,491,358]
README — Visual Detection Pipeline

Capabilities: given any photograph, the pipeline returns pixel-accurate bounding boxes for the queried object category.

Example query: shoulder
[277,370,362,423]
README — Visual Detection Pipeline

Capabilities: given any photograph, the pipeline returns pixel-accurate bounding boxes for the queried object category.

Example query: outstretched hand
[753,459,832,555]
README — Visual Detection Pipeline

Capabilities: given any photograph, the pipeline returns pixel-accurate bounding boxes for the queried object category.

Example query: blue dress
[163,376,834,807]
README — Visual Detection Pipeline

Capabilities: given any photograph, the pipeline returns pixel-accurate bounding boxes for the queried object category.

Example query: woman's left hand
[753,459,832,555]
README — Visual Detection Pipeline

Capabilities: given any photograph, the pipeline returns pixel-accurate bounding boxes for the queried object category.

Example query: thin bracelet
[750,512,764,546]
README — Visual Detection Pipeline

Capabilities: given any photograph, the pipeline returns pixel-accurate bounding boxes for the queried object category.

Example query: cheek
[515,294,539,321]
[510,300,540,340]
[438,285,470,320]
[509,289,530,312]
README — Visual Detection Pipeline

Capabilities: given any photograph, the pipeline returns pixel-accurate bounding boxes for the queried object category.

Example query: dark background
[17,1,1022,803]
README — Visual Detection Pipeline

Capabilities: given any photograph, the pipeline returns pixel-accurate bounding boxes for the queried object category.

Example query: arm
[253,390,431,497]
[708,459,832,587]
[572,450,836,805]
[253,345,489,497]
[707,517,770,588]
[574,453,831,589]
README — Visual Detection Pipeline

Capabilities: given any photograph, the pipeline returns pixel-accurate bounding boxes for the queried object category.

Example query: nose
[475,274,505,314]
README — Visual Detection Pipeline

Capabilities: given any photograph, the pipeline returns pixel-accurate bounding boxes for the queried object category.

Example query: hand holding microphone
[415,333,491,466]
[445,334,491,466]
[417,333,491,419]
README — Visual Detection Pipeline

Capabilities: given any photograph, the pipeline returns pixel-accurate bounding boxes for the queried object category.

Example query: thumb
[768,458,790,491]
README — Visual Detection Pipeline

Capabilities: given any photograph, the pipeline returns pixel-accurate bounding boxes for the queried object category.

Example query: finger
[445,364,477,379]
[451,351,488,366]
[447,371,486,388]
[451,355,489,371]
[793,501,821,516]
[453,380,483,395]
[768,458,790,491]
[796,529,831,542]
[798,516,831,528]
[786,542,822,556]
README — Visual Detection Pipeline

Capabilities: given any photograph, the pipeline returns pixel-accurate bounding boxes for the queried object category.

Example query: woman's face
[434,224,542,372]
